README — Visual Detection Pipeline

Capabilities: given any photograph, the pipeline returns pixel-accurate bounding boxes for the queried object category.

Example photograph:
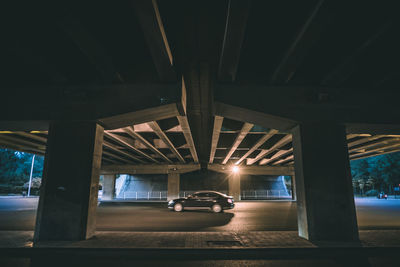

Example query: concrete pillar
[291,175,297,201]
[228,174,241,201]
[167,173,180,200]
[292,122,359,242]
[102,174,116,201]
[34,121,103,242]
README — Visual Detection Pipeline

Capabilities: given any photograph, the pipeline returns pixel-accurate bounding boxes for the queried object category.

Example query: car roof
[193,191,227,196]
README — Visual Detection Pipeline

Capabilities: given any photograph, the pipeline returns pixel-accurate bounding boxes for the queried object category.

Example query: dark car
[168,191,234,213]
[377,192,388,199]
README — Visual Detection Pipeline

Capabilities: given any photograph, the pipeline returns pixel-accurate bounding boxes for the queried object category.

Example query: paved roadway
[0,197,399,231]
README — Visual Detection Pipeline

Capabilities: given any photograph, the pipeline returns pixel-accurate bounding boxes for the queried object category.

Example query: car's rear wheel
[174,203,183,212]
[212,204,222,213]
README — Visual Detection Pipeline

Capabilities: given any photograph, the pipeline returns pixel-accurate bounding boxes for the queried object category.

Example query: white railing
[114,190,292,201]
[241,190,292,200]
[117,191,167,200]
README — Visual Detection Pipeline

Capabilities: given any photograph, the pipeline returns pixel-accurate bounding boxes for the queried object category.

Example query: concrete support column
[102,174,116,201]
[292,122,358,242]
[291,175,297,201]
[167,173,180,200]
[34,121,103,242]
[228,174,241,201]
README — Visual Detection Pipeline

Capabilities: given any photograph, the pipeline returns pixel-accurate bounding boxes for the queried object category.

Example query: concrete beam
[270,0,328,84]
[236,129,278,165]
[177,115,199,163]
[102,141,146,164]
[147,121,185,163]
[132,0,176,82]
[218,0,251,82]
[214,102,296,132]
[104,132,159,163]
[208,164,294,176]
[124,126,172,163]
[247,135,292,165]
[101,164,200,175]
[222,122,253,164]
[2,83,181,128]
[222,122,254,164]
[100,103,182,130]
[209,116,224,163]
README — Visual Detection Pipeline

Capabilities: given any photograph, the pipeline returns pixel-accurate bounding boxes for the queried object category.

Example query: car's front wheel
[212,204,222,213]
[174,203,183,212]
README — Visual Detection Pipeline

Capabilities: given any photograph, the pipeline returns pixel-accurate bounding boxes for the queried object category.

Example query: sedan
[168,191,234,213]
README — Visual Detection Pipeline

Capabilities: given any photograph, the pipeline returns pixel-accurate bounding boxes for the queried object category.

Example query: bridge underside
[1,1,399,243]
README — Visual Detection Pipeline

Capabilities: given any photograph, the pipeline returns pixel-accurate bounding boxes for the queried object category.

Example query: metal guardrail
[241,190,292,200]
[117,191,168,200]
[114,190,292,200]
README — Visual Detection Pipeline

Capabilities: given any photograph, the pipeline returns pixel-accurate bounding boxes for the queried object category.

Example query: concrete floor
[0,197,400,231]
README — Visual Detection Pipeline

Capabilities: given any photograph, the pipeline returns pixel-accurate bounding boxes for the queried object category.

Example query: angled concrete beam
[0,134,46,150]
[322,21,393,86]
[14,131,47,143]
[272,155,294,166]
[350,148,400,161]
[350,143,400,160]
[349,137,400,153]
[102,157,120,164]
[247,135,292,165]
[101,164,200,175]
[214,102,296,132]
[209,116,224,163]
[132,0,176,82]
[147,121,185,163]
[259,148,293,165]
[208,164,294,176]
[222,122,253,164]
[236,129,278,165]
[0,139,45,155]
[270,0,327,84]
[100,103,181,130]
[177,116,199,163]
[347,135,385,148]
[123,126,172,163]
[218,0,251,82]
[104,132,159,163]
[60,17,123,83]
[102,150,134,164]
[103,141,146,164]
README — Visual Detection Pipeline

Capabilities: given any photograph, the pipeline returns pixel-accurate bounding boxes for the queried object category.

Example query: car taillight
[228,198,233,203]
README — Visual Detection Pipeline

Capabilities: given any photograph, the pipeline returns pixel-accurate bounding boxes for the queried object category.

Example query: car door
[185,193,202,208]
[197,193,214,207]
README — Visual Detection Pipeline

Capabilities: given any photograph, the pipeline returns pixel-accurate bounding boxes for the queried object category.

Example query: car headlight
[168,200,174,205]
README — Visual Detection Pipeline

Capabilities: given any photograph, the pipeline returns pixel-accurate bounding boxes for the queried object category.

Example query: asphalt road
[0,197,399,231]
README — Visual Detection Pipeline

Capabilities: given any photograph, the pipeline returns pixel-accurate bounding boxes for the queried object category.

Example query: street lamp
[232,166,239,174]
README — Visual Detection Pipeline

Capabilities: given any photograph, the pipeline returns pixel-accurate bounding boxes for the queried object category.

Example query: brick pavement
[1,230,400,249]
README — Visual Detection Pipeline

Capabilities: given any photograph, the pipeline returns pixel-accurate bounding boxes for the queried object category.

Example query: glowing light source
[232,166,239,173]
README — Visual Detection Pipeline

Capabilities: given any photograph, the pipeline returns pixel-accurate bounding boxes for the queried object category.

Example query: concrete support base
[34,121,104,242]
[102,174,116,201]
[228,174,241,201]
[292,122,359,242]
[167,173,180,200]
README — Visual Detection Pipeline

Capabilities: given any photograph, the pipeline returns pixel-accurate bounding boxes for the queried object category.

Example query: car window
[196,193,208,197]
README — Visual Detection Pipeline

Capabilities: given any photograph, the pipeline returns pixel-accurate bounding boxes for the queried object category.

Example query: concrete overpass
[1,0,400,243]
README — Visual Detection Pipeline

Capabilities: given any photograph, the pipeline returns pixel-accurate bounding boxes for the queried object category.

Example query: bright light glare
[232,166,239,173]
